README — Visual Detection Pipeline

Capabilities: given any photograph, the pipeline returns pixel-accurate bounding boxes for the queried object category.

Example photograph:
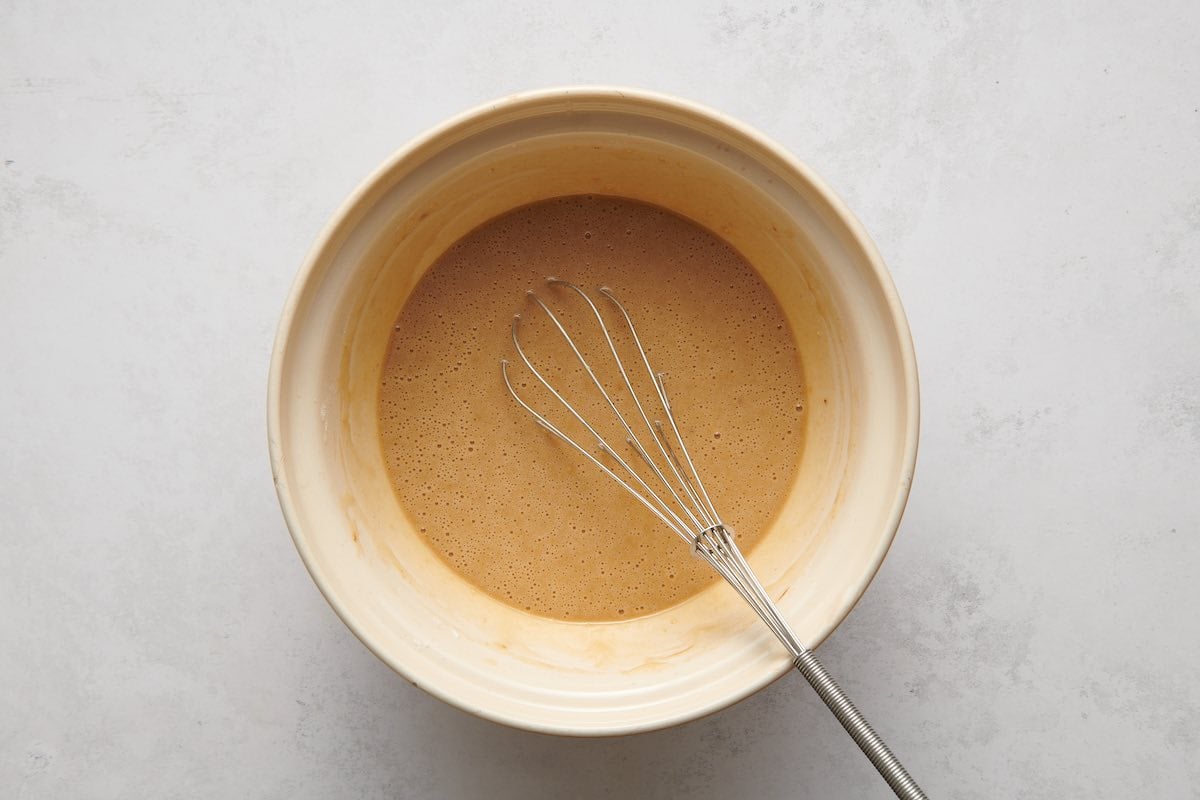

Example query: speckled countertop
[2,2,1197,797]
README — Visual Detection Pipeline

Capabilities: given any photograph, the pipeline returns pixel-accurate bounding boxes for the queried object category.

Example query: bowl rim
[267,84,920,736]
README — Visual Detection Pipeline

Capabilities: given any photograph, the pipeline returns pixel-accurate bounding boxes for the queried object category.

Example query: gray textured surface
[2,1,1198,797]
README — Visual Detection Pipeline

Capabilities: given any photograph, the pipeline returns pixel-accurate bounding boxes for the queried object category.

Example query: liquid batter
[378,195,805,621]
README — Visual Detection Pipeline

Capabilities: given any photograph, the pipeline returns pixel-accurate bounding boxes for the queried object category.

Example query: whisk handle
[792,647,929,800]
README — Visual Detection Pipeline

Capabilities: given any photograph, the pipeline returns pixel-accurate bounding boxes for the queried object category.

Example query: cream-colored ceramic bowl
[268,87,918,735]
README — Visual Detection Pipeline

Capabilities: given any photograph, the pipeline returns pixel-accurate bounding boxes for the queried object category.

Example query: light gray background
[2,1,1197,797]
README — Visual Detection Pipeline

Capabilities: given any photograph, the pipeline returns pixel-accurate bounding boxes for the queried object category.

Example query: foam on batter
[378,195,806,621]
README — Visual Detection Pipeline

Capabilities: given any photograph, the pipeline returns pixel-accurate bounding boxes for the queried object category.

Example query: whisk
[501,279,927,800]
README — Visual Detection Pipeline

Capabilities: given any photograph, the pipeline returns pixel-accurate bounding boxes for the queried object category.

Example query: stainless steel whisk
[501,279,927,800]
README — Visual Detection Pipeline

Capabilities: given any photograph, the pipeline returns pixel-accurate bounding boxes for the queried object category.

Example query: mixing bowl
[267,86,918,735]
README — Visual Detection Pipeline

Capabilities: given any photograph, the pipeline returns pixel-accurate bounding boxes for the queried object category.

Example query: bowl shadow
[327,621,902,800]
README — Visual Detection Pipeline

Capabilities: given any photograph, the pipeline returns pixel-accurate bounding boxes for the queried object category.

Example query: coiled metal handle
[793,647,928,800]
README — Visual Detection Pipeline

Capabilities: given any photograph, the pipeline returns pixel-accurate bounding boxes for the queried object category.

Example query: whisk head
[502,278,806,652]
[500,278,731,556]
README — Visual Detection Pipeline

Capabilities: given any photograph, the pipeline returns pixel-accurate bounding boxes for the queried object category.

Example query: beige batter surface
[379,195,805,621]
